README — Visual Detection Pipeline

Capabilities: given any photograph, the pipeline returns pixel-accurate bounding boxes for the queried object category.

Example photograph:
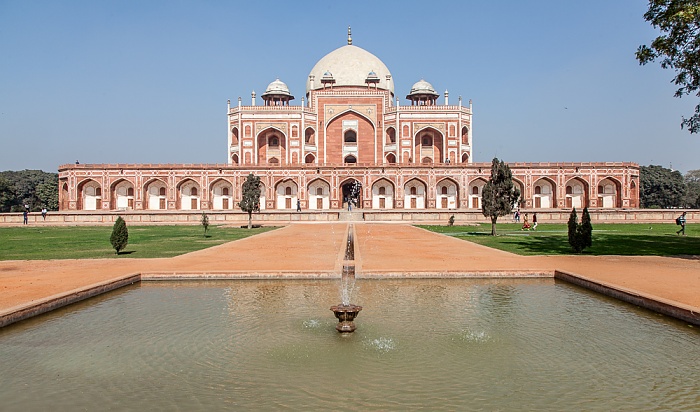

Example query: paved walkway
[1,223,699,325]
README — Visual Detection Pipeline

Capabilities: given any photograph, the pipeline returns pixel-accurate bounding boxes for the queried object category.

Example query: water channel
[1,278,698,411]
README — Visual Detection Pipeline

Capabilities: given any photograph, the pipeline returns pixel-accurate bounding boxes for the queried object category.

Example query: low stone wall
[555,271,700,326]
[0,209,696,226]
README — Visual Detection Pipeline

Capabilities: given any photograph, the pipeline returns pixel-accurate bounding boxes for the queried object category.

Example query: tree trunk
[491,216,498,236]
[247,211,252,229]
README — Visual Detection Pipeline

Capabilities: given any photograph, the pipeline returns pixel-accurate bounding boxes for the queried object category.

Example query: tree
[640,165,686,208]
[567,207,579,249]
[0,176,15,213]
[201,211,210,236]
[110,216,129,255]
[684,169,700,207]
[0,170,59,212]
[481,158,521,236]
[637,0,700,133]
[36,177,59,211]
[239,173,261,229]
[580,207,593,250]
[568,207,593,253]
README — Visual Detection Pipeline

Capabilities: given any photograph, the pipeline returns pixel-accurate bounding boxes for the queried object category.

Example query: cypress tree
[581,207,593,249]
[110,216,129,255]
[567,207,593,253]
[239,173,261,229]
[567,207,578,250]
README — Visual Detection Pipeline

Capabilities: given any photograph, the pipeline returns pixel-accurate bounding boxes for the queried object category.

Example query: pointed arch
[210,178,234,210]
[325,108,376,128]
[414,126,444,165]
[274,178,298,210]
[385,153,396,164]
[512,177,525,208]
[231,126,239,145]
[308,178,331,210]
[77,178,102,211]
[177,178,201,210]
[564,177,589,209]
[597,176,622,208]
[386,127,396,144]
[532,177,557,209]
[256,126,288,165]
[371,178,395,209]
[305,127,316,145]
[110,178,135,210]
[340,177,363,210]
[305,153,316,164]
[144,177,168,210]
[404,178,427,209]
[60,181,69,210]
[461,126,469,144]
[468,178,488,209]
[436,177,459,209]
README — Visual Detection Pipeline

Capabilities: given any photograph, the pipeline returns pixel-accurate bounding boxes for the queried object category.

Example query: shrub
[110,216,129,254]
[201,211,209,236]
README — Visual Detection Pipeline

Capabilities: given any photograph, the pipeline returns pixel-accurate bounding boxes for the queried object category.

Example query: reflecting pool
[1,278,698,411]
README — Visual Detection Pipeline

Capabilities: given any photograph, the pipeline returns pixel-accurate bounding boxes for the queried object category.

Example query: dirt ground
[1,223,699,314]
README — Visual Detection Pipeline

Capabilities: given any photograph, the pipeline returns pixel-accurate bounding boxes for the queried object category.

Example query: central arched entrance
[341,179,362,210]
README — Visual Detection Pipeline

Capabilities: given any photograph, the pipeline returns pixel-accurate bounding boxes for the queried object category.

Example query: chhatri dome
[306,27,393,95]
[261,78,294,106]
[407,79,438,97]
[261,78,294,99]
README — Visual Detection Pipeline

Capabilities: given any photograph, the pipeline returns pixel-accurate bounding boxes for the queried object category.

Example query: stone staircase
[338,210,364,221]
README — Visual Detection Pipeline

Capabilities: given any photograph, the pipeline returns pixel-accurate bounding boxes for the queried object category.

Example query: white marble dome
[408,79,438,96]
[306,45,393,94]
[261,78,293,98]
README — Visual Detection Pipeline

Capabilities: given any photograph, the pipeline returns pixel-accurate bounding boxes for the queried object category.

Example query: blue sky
[1,0,699,173]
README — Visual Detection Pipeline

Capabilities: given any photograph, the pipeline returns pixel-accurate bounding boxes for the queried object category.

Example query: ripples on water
[0,279,699,411]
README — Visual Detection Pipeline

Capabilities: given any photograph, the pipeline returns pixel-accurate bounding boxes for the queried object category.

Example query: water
[1,278,699,411]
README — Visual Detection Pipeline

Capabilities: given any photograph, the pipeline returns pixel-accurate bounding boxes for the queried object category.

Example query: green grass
[0,225,277,260]
[420,223,700,256]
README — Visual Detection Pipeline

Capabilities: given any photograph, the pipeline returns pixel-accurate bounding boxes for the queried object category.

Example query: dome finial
[348,26,352,45]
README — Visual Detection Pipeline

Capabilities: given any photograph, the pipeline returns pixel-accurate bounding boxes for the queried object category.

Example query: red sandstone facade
[58,32,639,212]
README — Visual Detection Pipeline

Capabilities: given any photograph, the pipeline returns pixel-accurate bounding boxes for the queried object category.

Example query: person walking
[296,199,301,212]
[41,208,47,220]
[23,210,28,225]
[676,211,687,236]
[521,213,530,230]
[532,212,538,230]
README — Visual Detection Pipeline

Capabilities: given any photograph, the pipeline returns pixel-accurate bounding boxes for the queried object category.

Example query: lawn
[0,225,277,260]
[420,223,700,256]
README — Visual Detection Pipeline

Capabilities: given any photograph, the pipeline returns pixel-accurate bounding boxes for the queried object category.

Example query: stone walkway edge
[2,269,699,328]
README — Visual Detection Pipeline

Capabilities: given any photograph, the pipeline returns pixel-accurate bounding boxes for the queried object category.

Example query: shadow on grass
[476,233,700,257]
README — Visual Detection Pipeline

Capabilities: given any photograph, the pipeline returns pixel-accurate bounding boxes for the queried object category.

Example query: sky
[1,0,699,174]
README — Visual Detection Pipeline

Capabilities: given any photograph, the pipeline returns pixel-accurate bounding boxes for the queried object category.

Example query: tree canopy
[481,158,521,236]
[637,0,700,132]
[0,170,58,212]
[684,168,700,207]
[640,165,686,208]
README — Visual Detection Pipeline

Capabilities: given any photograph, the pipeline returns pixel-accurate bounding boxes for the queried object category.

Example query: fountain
[330,225,362,333]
